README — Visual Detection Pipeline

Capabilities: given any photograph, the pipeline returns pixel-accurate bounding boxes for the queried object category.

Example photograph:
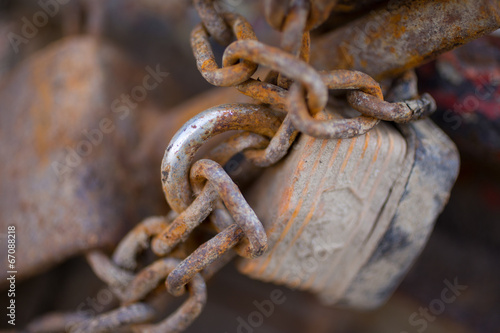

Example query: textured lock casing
[239,117,459,309]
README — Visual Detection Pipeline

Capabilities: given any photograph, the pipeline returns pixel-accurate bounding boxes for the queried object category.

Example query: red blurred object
[417,35,500,167]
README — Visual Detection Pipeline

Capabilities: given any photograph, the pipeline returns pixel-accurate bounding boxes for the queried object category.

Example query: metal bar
[311,0,500,80]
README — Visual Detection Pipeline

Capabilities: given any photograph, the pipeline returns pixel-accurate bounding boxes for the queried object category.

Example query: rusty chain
[27,1,436,332]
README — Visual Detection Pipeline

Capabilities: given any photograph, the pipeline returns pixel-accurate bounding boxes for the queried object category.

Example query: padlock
[237,110,460,309]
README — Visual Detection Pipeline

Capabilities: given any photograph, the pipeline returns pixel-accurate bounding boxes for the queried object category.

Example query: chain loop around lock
[161,103,284,213]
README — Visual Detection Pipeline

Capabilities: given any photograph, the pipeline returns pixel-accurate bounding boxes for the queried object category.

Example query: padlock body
[239,118,459,309]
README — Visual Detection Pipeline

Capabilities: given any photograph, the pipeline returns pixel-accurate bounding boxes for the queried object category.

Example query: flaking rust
[311,0,500,80]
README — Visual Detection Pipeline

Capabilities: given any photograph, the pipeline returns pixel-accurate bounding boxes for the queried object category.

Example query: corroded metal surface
[311,0,500,80]
[347,90,435,122]
[69,258,207,332]
[264,0,339,31]
[288,70,436,139]
[69,303,156,333]
[0,37,152,285]
[167,224,245,297]
[112,216,170,271]
[288,70,381,139]
[191,12,258,87]
[239,115,409,298]
[154,158,268,259]
[133,270,206,333]
[193,0,232,45]
[223,40,328,115]
[150,185,218,256]
[239,114,459,308]
[161,103,284,214]
[339,119,460,308]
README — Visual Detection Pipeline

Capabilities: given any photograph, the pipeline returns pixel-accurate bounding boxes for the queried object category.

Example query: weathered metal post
[311,0,500,79]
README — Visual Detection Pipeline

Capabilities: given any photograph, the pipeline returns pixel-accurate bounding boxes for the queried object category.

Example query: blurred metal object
[31,223,208,333]
[61,0,107,36]
[0,36,152,285]
[69,303,156,333]
[27,312,92,333]
[331,0,386,12]
[311,0,500,80]
[264,0,339,31]
[418,35,500,166]
[194,0,232,45]
[131,262,207,333]
[69,257,207,333]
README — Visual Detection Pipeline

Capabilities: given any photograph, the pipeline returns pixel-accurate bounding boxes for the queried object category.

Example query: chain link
[160,103,284,213]
[264,0,339,32]
[193,0,233,45]
[191,12,258,86]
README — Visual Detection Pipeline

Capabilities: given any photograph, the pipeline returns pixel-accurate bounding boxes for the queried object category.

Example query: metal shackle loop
[161,103,284,214]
